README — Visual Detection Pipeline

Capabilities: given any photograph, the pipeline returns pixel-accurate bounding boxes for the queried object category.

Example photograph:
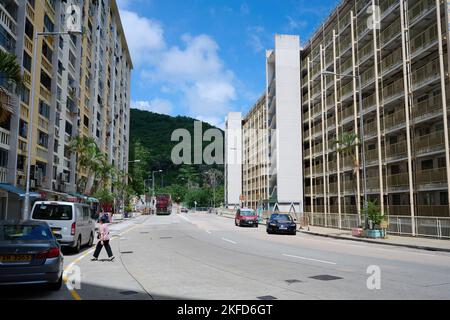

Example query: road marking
[222,238,237,245]
[63,223,140,300]
[206,230,212,234]
[283,254,337,265]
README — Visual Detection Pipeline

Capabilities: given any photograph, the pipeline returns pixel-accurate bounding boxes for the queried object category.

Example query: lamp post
[23,10,82,220]
[322,71,368,228]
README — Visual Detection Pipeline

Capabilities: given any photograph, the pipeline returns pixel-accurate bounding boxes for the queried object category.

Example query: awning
[68,192,88,200]
[0,184,41,199]
[87,197,99,203]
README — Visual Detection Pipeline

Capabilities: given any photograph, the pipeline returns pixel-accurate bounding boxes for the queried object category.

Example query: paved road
[2,212,450,300]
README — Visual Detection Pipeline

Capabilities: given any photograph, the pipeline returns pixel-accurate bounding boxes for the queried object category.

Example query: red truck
[155,194,172,215]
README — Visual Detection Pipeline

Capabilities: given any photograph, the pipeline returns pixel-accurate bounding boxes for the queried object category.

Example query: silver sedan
[0,220,64,290]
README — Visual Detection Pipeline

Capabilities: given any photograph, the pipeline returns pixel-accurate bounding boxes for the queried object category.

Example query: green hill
[128,109,224,206]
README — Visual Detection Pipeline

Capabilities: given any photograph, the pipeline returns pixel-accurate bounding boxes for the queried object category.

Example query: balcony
[0,127,10,150]
[410,24,438,56]
[385,141,407,160]
[416,168,447,188]
[416,205,449,217]
[414,131,445,155]
[364,121,377,137]
[411,59,440,91]
[36,146,48,160]
[409,0,435,25]
[387,172,409,190]
[383,78,404,104]
[366,176,380,192]
[380,20,401,47]
[384,109,405,132]
[412,94,442,122]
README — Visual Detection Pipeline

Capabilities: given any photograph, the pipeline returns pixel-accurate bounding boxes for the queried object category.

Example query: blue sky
[117,0,340,127]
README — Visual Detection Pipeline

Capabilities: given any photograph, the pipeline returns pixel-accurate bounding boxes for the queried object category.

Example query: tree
[128,139,150,195]
[0,51,24,123]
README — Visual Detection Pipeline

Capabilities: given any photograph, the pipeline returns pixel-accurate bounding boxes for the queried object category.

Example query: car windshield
[271,214,292,222]
[0,224,53,241]
[240,210,255,216]
[32,204,73,221]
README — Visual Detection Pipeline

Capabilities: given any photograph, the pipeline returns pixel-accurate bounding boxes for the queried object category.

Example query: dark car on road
[235,208,258,227]
[180,207,188,213]
[0,221,64,290]
[266,214,297,235]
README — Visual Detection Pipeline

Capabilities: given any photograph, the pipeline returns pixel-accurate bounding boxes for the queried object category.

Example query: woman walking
[91,216,115,261]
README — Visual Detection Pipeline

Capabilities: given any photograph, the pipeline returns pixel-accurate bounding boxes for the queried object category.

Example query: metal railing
[0,167,7,183]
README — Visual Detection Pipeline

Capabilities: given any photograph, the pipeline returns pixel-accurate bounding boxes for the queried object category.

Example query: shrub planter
[364,229,385,239]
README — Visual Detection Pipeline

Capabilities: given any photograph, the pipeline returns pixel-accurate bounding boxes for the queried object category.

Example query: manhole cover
[309,275,343,281]
[120,251,134,254]
[285,279,302,284]
[257,295,277,300]
[120,291,138,296]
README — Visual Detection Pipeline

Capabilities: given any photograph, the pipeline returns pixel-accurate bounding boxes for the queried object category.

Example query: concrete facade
[224,112,242,209]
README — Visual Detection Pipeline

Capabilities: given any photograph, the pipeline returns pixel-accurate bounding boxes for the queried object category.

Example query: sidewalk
[300,225,450,253]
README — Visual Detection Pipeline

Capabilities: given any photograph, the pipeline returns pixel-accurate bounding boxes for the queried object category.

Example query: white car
[31,201,95,253]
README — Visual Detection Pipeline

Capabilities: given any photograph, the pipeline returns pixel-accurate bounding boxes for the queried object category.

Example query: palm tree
[0,50,24,123]
[333,131,360,219]
[69,136,99,193]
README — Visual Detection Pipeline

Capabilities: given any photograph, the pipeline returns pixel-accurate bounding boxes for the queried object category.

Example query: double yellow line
[63,225,140,300]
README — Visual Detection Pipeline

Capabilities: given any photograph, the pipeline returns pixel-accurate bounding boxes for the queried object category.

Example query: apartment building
[224,112,242,209]
[301,0,450,232]
[0,0,132,217]
[242,94,269,210]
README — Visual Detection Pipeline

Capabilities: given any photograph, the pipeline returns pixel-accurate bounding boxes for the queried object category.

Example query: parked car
[0,220,64,290]
[31,201,95,253]
[266,213,297,235]
[235,208,258,227]
[181,207,188,213]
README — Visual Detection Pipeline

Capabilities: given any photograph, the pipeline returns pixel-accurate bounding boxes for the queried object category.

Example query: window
[69,50,76,67]
[25,18,34,39]
[59,36,64,50]
[64,145,71,159]
[83,115,89,127]
[17,155,25,171]
[65,121,73,135]
[58,60,63,75]
[20,87,30,104]
[38,130,49,148]
[19,120,28,138]
[23,52,32,72]
[421,159,434,171]
[44,14,54,33]
[40,70,52,91]
[38,100,50,119]
[42,40,53,62]
[0,149,8,168]
[54,139,59,153]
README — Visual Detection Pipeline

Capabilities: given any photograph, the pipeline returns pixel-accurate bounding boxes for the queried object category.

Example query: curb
[300,230,450,253]
[217,212,450,253]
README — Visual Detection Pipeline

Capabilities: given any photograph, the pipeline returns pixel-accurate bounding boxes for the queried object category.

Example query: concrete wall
[225,112,242,208]
[273,35,303,212]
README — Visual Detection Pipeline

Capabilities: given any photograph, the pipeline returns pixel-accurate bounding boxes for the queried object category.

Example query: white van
[31,201,95,253]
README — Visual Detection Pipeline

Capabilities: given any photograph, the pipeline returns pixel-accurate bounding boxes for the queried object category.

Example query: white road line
[206,230,212,234]
[283,254,337,265]
[222,238,237,245]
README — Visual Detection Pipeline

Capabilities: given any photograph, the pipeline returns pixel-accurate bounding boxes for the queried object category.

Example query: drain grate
[120,251,134,254]
[140,232,150,234]
[285,279,302,284]
[160,236,172,239]
[257,295,277,300]
[309,275,343,281]
[120,291,138,296]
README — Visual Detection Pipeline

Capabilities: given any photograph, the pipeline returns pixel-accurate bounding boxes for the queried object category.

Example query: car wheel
[88,232,94,247]
[74,236,81,253]
[266,229,271,234]
[48,275,63,291]
[235,220,238,226]
[254,224,258,228]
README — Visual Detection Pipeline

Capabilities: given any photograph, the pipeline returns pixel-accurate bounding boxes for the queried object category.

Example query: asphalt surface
[2,212,450,300]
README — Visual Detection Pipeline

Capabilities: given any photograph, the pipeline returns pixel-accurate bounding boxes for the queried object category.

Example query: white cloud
[120,8,238,123]
[246,26,265,53]
[196,115,225,130]
[119,10,165,65]
[132,99,173,115]
[286,16,308,31]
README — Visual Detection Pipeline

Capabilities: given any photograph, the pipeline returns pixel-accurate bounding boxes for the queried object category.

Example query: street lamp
[23,7,83,220]
[322,71,368,229]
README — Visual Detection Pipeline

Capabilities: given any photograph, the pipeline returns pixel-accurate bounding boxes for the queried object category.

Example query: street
[2,212,450,300]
